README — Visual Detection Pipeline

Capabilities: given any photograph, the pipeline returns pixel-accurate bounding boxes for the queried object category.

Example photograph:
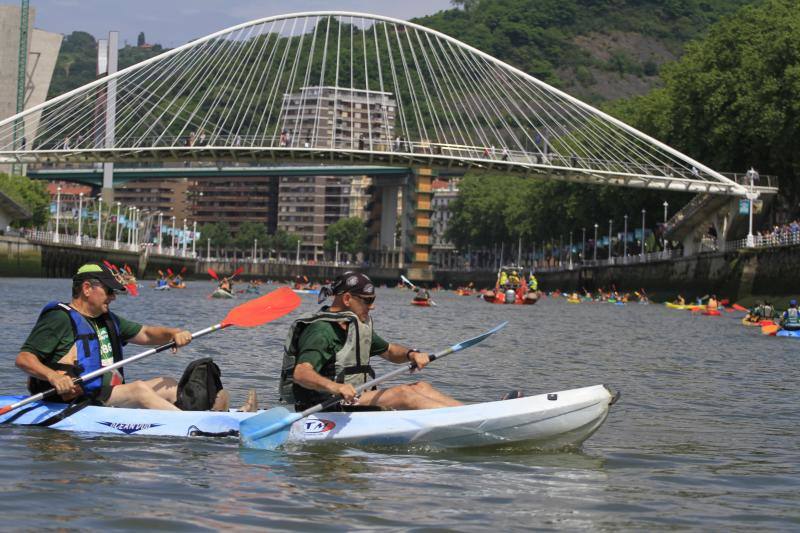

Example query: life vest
[529,277,538,291]
[29,302,125,396]
[763,305,775,319]
[785,307,800,326]
[279,308,375,407]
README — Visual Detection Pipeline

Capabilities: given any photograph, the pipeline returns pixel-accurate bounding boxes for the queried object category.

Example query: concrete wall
[0,235,41,276]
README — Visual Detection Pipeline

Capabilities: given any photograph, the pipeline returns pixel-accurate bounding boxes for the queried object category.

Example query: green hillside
[415,0,752,102]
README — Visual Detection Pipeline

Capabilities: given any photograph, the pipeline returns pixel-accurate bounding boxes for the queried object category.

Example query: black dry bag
[175,358,223,411]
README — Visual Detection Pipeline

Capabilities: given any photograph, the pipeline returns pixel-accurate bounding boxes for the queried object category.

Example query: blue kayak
[776,329,800,338]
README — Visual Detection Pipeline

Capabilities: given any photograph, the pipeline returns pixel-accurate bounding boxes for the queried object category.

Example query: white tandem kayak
[0,385,618,449]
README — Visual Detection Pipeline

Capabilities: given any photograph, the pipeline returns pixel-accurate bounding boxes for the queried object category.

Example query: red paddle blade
[232,266,244,277]
[103,260,118,272]
[167,268,174,277]
[180,266,187,274]
[208,268,219,280]
[126,283,139,297]
[124,264,132,274]
[221,287,301,328]
[732,303,748,312]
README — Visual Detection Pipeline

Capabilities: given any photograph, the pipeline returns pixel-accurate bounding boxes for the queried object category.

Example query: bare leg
[357,381,462,410]
[105,380,181,410]
[145,376,178,403]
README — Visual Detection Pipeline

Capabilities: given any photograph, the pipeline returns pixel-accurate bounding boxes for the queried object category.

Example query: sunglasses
[90,282,117,296]
[350,293,375,305]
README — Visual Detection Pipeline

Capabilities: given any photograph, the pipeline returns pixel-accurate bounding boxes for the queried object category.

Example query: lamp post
[593,223,598,262]
[745,167,759,247]
[581,227,586,263]
[170,216,176,255]
[76,193,83,246]
[663,201,669,224]
[181,218,188,257]
[335,240,339,267]
[252,238,257,264]
[641,208,646,259]
[207,238,211,261]
[296,239,301,265]
[568,231,573,270]
[157,212,163,254]
[623,214,628,261]
[95,196,103,247]
[192,220,197,258]
[608,219,613,264]
[53,186,62,243]
[114,202,121,249]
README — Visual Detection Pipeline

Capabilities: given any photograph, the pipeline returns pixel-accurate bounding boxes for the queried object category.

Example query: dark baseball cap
[318,271,375,303]
[73,262,127,292]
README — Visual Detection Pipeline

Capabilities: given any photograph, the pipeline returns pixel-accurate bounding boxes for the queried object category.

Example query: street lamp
[296,238,301,265]
[157,212,163,254]
[663,201,669,224]
[641,208,646,259]
[335,240,339,267]
[745,167,759,247]
[581,227,586,263]
[593,223,598,261]
[182,218,188,257]
[253,238,258,264]
[170,216,176,255]
[114,202,121,250]
[623,214,628,261]
[568,231,573,270]
[54,186,62,243]
[192,220,197,258]
[608,219,613,264]
[76,193,84,246]
[95,196,103,247]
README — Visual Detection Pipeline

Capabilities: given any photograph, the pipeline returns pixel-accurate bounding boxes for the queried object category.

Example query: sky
[29,0,456,47]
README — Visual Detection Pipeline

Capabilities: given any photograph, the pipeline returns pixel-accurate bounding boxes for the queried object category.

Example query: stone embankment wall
[0,236,42,276]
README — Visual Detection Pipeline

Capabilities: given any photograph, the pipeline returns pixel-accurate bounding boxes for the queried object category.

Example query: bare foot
[239,389,259,412]
[211,389,230,411]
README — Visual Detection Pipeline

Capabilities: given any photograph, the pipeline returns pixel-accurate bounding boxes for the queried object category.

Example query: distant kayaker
[498,271,509,288]
[780,299,800,331]
[762,301,776,320]
[528,273,538,292]
[218,276,232,294]
[707,295,719,311]
[413,287,431,302]
[279,271,462,412]
[675,294,686,305]
[15,262,194,410]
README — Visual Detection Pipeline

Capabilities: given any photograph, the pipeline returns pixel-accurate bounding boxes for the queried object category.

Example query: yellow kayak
[567,298,581,304]
[665,302,701,310]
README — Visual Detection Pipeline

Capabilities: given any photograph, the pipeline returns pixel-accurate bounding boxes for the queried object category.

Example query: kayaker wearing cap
[15,262,194,410]
[781,299,800,331]
[279,271,462,411]
[413,286,431,302]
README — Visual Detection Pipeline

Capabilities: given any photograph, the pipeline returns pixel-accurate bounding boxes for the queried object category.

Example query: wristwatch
[405,348,420,361]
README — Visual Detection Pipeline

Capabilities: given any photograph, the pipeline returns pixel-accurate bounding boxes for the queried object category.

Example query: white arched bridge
[0,11,771,196]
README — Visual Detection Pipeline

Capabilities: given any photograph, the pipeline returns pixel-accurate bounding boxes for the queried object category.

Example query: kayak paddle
[239,321,508,450]
[0,287,301,417]
[208,267,219,280]
[400,274,437,306]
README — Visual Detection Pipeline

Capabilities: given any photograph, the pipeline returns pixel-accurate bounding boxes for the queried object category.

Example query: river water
[0,278,797,530]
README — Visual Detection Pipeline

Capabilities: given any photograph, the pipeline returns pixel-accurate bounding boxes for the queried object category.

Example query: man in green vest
[279,271,462,412]
[15,262,196,410]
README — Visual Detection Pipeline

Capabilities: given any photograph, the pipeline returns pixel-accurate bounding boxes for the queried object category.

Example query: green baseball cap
[73,262,127,292]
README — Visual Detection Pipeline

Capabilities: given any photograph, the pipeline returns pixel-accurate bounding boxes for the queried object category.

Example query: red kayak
[702,309,721,316]
[411,300,432,307]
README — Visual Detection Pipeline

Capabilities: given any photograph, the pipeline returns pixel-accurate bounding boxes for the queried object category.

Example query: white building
[430,178,460,269]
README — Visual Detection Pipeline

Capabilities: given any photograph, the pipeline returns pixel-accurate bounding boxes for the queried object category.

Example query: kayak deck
[0,384,617,450]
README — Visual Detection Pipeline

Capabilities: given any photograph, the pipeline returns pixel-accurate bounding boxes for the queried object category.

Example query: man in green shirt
[15,262,194,410]
[280,271,462,411]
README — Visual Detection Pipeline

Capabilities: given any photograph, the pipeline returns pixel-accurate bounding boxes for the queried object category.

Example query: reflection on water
[0,278,798,529]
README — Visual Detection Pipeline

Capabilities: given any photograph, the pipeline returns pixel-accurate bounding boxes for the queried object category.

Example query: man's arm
[379,343,430,370]
[293,362,357,402]
[15,351,79,396]
[128,325,192,349]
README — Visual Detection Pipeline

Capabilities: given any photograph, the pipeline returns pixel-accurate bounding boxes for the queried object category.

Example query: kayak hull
[212,289,234,299]
[665,302,700,310]
[776,329,800,338]
[0,385,616,450]
[292,289,320,295]
[411,300,431,306]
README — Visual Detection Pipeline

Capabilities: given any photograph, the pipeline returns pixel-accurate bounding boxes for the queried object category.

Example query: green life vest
[279,308,375,407]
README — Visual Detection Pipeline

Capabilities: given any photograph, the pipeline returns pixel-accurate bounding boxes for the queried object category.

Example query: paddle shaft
[0,323,228,415]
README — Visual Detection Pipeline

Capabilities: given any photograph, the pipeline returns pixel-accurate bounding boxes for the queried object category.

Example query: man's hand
[171,330,192,353]
[333,382,357,403]
[409,351,430,371]
[48,371,81,401]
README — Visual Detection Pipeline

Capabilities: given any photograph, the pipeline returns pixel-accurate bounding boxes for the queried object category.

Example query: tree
[196,222,231,249]
[233,221,268,249]
[271,229,302,252]
[137,32,146,47]
[324,217,368,256]
[0,173,50,226]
